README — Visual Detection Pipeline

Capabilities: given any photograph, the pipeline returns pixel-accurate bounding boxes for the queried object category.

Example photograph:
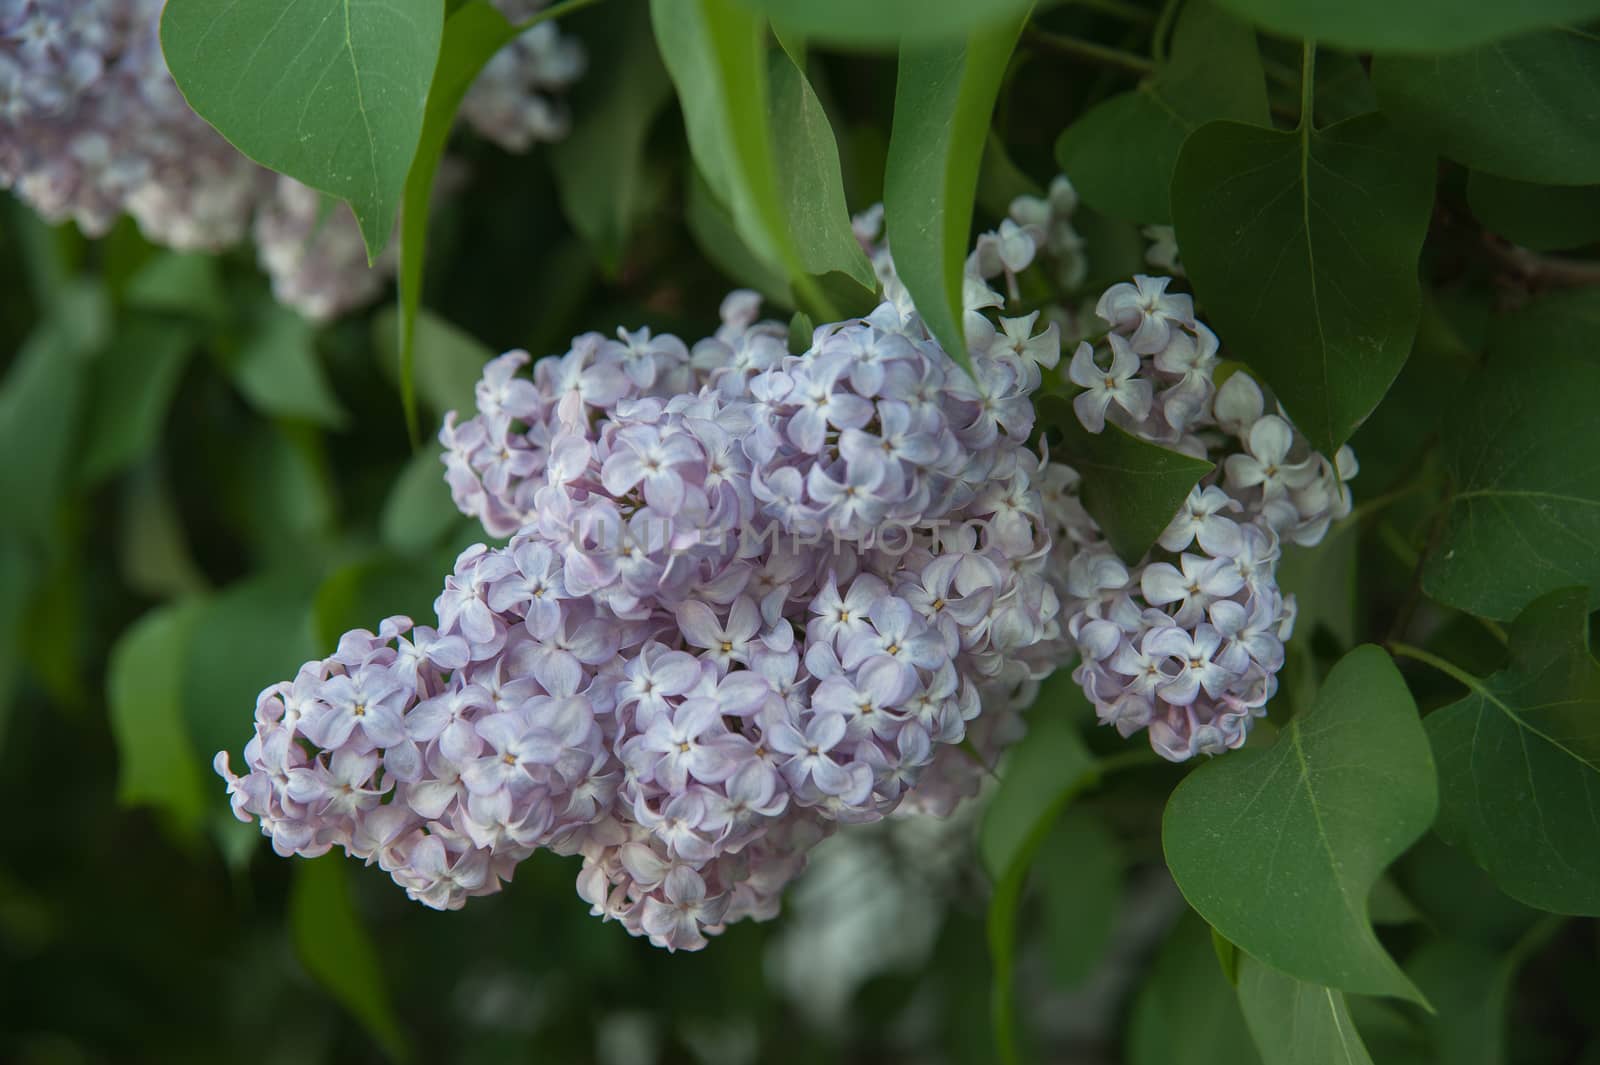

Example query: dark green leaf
[550,5,672,274]
[161,0,444,256]
[768,49,878,292]
[229,304,348,428]
[108,602,208,837]
[687,165,793,307]
[735,0,1033,45]
[375,305,494,422]
[1032,810,1121,988]
[118,464,211,600]
[398,1,524,443]
[976,132,1042,218]
[1423,292,1600,620]
[1056,1,1268,225]
[1375,30,1600,186]
[979,671,1098,1065]
[1127,912,1261,1065]
[312,552,454,650]
[1406,941,1510,1065]
[1163,646,1435,1001]
[1172,113,1435,454]
[1212,0,1600,53]
[1276,517,1358,650]
[78,316,195,483]
[1040,398,1214,564]
[1424,589,1600,914]
[1468,173,1600,252]
[1236,955,1375,1065]
[788,311,815,354]
[183,568,321,767]
[0,535,30,754]
[289,858,411,1063]
[885,14,1026,371]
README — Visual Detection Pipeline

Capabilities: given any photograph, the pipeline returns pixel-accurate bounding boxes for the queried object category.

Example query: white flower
[1067,335,1152,433]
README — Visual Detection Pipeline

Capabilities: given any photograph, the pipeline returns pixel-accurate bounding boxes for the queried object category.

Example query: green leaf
[1423,590,1600,915]
[1236,955,1375,1065]
[979,671,1098,1065]
[652,0,798,286]
[1127,912,1261,1065]
[0,535,31,755]
[885,14,1027,372]
[229,304,349,429]
[375,305,495,422]
[1162,646,1436,1002]
[1032,810,1121,988]
[397,0,524,444]
[1467,172,1600,252]
[1423,292,1600,620]
[118,464,211,600]
[1374,30,1600,186]
[768,49,878,292]
[788,311,815,354]
[549,4,672,275]
[381,449,463,557]
[78,316,195,484]
[735,0,1033,45]
[686,165,793,307]
[1055,1,1268,225]
[1211,0,1600,52]
[289,857,411,1063]
[1405,934,1546,1065]
[1172,112,1434,454]
[1276,517,1358,650]
[123,252,228,320]
[183,568,322,768]
[1040,397,1215,564]
[312,552,453,650]
[108,602,208,837]
[160,0,444,257]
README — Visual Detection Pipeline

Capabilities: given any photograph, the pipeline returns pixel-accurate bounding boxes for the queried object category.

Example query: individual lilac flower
[806,575,885,651]
[769,712,870,800]
[1143,624,1245,706]
[1159,485,1244,557]
[1224,415,1317,498]
[1067,335,1152,433]
[1140,553,1246,628]
[1095,274,1194,354]
[641,866,729,952]
[678,597,763,672]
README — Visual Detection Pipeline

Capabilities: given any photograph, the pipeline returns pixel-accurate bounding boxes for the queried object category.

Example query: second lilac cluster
[1051,277,1357,760]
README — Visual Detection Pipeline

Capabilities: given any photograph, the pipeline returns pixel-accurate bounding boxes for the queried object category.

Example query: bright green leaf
[1056,1,1268,224]
[160,0,444,257]
[1236,955,1375,1065]
[979,671,1098,1065]
[397,0,524,443]
[1423,589,1600,915]
[289,857,412,1063]
[735,0,1032,45]
[768,49,878,292]
[1163,646,1436,1002]
[885,13,1027,372]
[550,5,672,275]
[1375,30,1600,186]
[1127,912,1261,1065]
[652,0,794,282]
[1212,0,1600,53]
[1468,173,1600,252]
[1033,811,1121,988]
[229,304,349,428]
[1040,397,1215,564]
[108,602,208,837]
[1423,293,1600,620]
[1172,113,1434,454]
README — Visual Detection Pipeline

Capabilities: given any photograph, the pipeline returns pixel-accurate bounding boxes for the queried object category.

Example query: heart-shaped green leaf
[1163,646,1436,1002]
[1172,113,1435,454]
[1236,955,1376,1065]
[161,0,444,258]
[1423,589,1600,915]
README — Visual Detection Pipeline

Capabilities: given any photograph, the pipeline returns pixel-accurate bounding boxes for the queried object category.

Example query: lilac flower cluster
[1050,276,1357,760]
[1,0,582,320]
[220,284,1069,950]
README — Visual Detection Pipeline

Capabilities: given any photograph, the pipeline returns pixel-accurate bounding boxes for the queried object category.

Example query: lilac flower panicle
[219,169,1352,952]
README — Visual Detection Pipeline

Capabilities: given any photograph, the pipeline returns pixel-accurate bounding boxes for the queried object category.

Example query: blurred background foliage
[3,0,1600,1063]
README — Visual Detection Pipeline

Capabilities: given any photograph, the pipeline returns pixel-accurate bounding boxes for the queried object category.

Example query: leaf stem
[1026,28,1155,75]
[1151,0,1181,65]
[1298,39,1316,132]
[1387,642,1484,694]
[514,0,603,31]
